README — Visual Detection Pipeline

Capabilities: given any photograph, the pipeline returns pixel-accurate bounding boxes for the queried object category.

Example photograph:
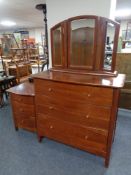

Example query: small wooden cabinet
[8,82,36,132]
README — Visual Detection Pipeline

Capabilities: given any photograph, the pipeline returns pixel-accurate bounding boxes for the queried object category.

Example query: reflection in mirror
[70,19,95,68]
[53,27,62,66]
[104,22,115,70]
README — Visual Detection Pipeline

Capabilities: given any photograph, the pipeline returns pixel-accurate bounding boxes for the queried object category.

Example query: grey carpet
[0,101,131,175]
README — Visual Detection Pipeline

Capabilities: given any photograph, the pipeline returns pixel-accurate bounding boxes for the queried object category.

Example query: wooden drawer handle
[86,115,89,119]
[49,106,54,110]
[85,135,89,140]
[48,88,52,92]
[87,94,91,97]
[50,125,53,129]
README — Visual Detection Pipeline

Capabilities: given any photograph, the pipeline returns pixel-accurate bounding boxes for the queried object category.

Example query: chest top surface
[33,70,125,88]
[7,81,35,96]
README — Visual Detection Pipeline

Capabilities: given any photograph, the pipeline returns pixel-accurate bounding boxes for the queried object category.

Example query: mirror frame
[100,18,120,73]
[51,21,67,68]
[50,15,120,76]
[67,16,98,70]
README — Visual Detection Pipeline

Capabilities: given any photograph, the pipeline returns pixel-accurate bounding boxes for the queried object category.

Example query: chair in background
[116,53,131,110]
[0,75,17,107]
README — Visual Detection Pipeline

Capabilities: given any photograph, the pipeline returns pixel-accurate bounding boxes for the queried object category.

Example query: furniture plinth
[7,82,36,132]
[33,70,125,167]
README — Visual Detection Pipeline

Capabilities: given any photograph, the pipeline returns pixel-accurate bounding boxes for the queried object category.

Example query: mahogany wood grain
[105,89,120,167]
[8,82,36,132]
[11,94,34,104]
[34,15,125,167]
[37,115,107,157]
[7,81,35,96]
[36,104,110,132]
[34,71,125,167]
[33,70,125,88]
[35,79,113,107]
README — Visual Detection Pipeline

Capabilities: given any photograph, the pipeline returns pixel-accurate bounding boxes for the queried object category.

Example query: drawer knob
[48,88,52,92]
[87,94,91,97]
[85,135,89,140]
[50,125,53,129]
[49,106,53,110]
[86,115,89,119]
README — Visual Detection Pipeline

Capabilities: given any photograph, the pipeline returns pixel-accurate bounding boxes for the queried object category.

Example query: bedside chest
[8,82,36,132]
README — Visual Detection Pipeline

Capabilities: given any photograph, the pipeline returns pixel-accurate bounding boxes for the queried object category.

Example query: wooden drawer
[36,103,110,132]
[36,95,111,119]
[37,115,107,156]
[13,101,35,117]
[11,94,36,132]
[35,79,113,106]
[16,115,36,132]
[11,94,34,105]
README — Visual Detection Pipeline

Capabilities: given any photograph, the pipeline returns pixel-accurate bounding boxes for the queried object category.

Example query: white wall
[47,0,113,28]
[119,20,128,37]
[46,0,115,67]
[28,28,45,44]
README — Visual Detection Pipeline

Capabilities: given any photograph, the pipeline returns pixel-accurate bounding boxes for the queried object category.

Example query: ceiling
[116,0,131,9]
[0,0,46,31]
[0,0,130,31]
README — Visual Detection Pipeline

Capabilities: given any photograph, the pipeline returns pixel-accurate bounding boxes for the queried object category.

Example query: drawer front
[35,79,113,107]
[37,115,107,156]
[36,103,110,132]
[11,94,34,105]
[16,115,36,132]
[36,95,111,120]
[13,101,35,117]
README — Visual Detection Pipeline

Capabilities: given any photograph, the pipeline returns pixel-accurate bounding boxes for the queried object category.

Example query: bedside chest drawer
[13,101,35,116]
[11,94,34,105]
[11,94,36,132]
[16,115,36,132]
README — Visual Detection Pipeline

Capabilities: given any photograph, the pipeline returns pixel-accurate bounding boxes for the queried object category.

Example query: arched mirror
[68,18,96,69]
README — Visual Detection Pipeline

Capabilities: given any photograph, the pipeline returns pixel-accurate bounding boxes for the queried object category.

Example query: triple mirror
[51,15,119,75]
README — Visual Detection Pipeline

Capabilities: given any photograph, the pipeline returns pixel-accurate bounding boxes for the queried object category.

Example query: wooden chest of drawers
[34,71,125,167]
[8,82,36,132]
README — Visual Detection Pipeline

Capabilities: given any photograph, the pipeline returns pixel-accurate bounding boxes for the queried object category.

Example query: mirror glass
[53,26,62,66]
[103,22,115,70]
[70,19,95,68]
